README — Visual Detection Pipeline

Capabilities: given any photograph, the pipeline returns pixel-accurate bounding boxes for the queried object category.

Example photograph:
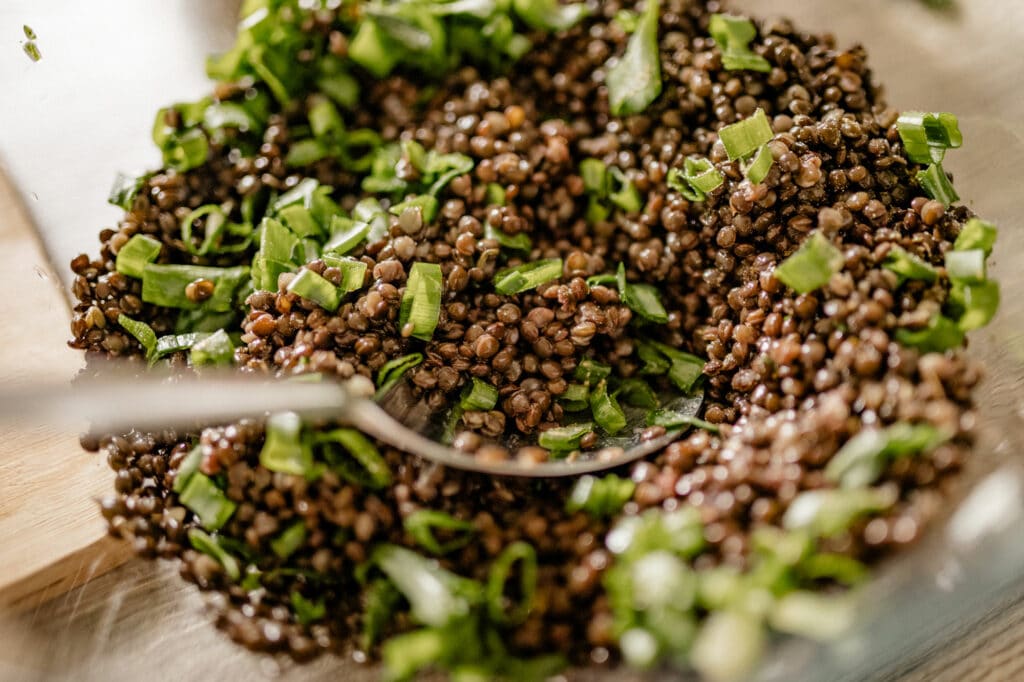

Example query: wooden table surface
[1,1,1024,680]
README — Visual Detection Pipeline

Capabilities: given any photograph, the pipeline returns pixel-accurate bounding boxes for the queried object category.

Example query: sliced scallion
[291,592,326,625]
[945,249,986,284]
[317,428,392,489]
[718,108,773,161]
[566,474,636,518]
[486,541,537,625]
[154,332,209,359]
[391,194,439,224]
[115,234,163,279]
[589,380,627,435]
[172,446,202,494]
[951,280,1000,331]
[608,167,642,213]
[322,255,368,293]
[741,144,774,183]
[647,341,704,393]
[574,359,612,384]
[783,487,898,538]
[896,111,962,165]
[513,0,590,31]
[188,529,241,581]
[709,14,770,73]
[460,378,499,411]
[278,204,324,239]
[404,510,477,555]
[372,544,474,627]
[637,340,671,375]
[400,262,444,341]
[324,216,371,256]
[117,314,157,359]
[954,217,997,256]
[613,379,659,409]
[580,158,609,195]
[375,353,425,399]
[142,263,249,311]
[883,245,938,283]
[647,409,720,434]
[189,328,235,366]
[773,231,844,293]
[259,412,314,477]
[270,520,307,559]
[559,383,590,411]
[108,172,149,211]
[917,163,959,206]
[617,263,669,323]
[180,474,237,531]
[605,0,662,116]
[538,422,593,451]
[895,313,964,352]
[484,223,532,251]
[493,258,563,295]
[287,268,341,312]
[825,422,948,488]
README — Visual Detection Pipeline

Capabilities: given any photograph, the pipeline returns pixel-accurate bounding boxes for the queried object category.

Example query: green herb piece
[372,544,477,627]
[896,111,962,165]
[484,223,532,251]
[318,69,360,110]
[719,108,774,161]
[317,428,392,489]
[773,231,844,294]
[259,412,314,477]
[324,217,371,256]
[917,163,959,206]
[669,156,725,202]
[769,590,855,641]
[308,96,344,140]
[287,268,341,312]
[362,579,401,650]
[783,486,898,537]
[172,446,203,494]
[23,41,41,62]
[153,332,209,359]
[391,195,440,224]
[895,313,964,352]
[644,341,704,393]
[538,422,593,452]
[404,510,477,555]
[291,591,326,626]
[825,422,948,488]
[606,0,662,116]
[883,245,938,283]
[590,380,627,435]
[322,255,368,293]
[616,263,669,323]
[400,262,443,341]
[350,19,401,78]
[574,359,612,384]
[381,627,450,681]
[559,383,590,412]
[614,378,659,409]
[493,258,563,295]
[376,353,425,399]
[270,520,307,560]
[566,474,636,518]
[485,183,507,206]
[115,234,163,279]
[647,409,720,434]
[108,172,149,210]
[951,279,1000,331]
[175,308,237,335]
[614,9,640,32]
[608,167,643,213]
[513,0,589,31]
[945,249,986,284]
[580,158,609,195]
[117,314,158,359]
[709,13,770,72]
[605,506,705,560]
[180,204,253,256]
[142,263,249,311]
[486,541,537,625]
[189,329,235,366]
[202,101,260,133]
[741,144,774,183]
[163,127,209,172]
[460,378,499,411]
[637,341,671,375]
[586,274,618,287]
[277,204,323,240]
[954,217,997,256]
[188,529,240,581]
[180,474,237,531]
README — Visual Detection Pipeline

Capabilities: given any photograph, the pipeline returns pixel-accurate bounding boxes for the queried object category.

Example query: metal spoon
[0,371,702,478]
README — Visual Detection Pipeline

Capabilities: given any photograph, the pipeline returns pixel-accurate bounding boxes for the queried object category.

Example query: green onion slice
[566,474,636,518]
[317,428,393,489]
[580,158,609,196]
[954,217,997,256]
[270,520,307,560]
[117,314,158,359]
[613,378,659,409]
[486,541,538,625]
[321,255,368,294]
[637,340,671,375]
[945,249,986,284]
[538,422,593,451]
[324,216,371,256]
[291,592,326,625]
[647,409,720,434]
[617,263,669,323]
[188,528,241,581]
[895,313,964,352]
[180,474,237,532]
[741,144,774,184]
[181,205,253,256]
[645,341,704,393]
[883,245,938,283]
[951,280,1000,331]
[484,223,532,252]
[108,172,150,211]
[608,167,643,213]
[773,231,844,294]
[606,0,662,116]
[825,422,948,488]
[493,258,563,295]
[404,510,477,555]
[574,359,612,384]
[719,108,774,161]
[287,268,341,312]
[589,380,627,435]
[709,13,771,73]
[400,262,444,341]
[372,544,476,627]
[559,383,590,412]
[115,234,163,279]
[513,0,590,31]
[917,163,959,207]
[142,263,249,311]
[376,353,425,399]
[896,111,962,165]
[460,378,499,411]
[189,329,235,367]
[783,487,898,538]
[259,412,314,477]
[172,446,202,494]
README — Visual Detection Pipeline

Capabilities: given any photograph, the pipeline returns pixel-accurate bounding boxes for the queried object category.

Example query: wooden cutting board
[0,171,131,610]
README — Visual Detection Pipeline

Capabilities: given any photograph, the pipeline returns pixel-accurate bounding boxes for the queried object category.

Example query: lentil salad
[66,0,1000,679]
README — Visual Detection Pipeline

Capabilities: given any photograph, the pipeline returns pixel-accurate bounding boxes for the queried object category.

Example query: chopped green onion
[115,234,163,279]
[484,223,532,251]
[718,108,774,161]
[202,101,260,133]
[589,380,627,435]
[637,340,671,375]
[493,258,563,295]
[181,205,253,256]
[278,204,323,239]
[883,245,938,283]
[188,529,240,581]
[287,268,341,312]
[617,263,669,323]
[607,167,642,213]
[605,506,705,559]
[895,313,964,352]
[586,196,611,224]
[162,127,210,172]
[917,163,959,206]
[172,446,203,494]
[783,487,898,537]
[189,329,235,366]
[605,0,662,116]
[322,255,368,293]
[362,579,401,650]
[117,314,158,359]
[954,217,997,256]
[391,195,440,224]
[773,231,844,293]
[180,473,237,531]
[614,9,640,33]
[308,96,344,139]
[108,172,149,210]
[951,280,1000,331]
[270,520,307,560]
[741,144,774,183]
[317,59,360,109]
[896,111,962,165]
[376,353,425,399]
[381,628,449,681]
[142,263,249,311]
[945,249,986,283]
[709,13,770,72]
[400,262,444,341]
[486,541,538,625]
[646,341,704,393]
[613,378,659,409]
[825,422,948,488]
[586,273,618,287]
[647,409,720,434]
[485,183,507,206]
[538,422,593,451]
[259,412,314,477]
[460,378,499,411]
[580,158,609,195]
[559,383,590,412]
[574,359,612,384]
[404,510,477,555]
[272,178,320,213]
[513,0,590,31]
[372,544,475,627]
[680,156,725,201]
[291,591,326,626]
[566,474,636,518]
[324,216,371,256]
[154,332,209,359]
[317,428,392,489]
[350,19,401,78]
[175,308,238,335]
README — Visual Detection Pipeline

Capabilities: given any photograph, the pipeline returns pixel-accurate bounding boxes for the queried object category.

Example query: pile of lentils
[67,0,988,676]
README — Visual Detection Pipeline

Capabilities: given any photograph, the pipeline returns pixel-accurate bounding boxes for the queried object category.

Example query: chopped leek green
[773,232,844,293]
[783,487,898,537]
[580,158,609,195]
[404,510,477,555]
[317,428,392,489]
[647,409,720,434]
[291,591,327,625]
[486,541,537,625]
[566,474,636,518]
[484,223,532,251]
[608,167,643,213]
[574,359,612,384]
[189,329,235,366]
[188,529,241,581]
[324,216,371,256]
[180,204,253,256]
[460,378,499,411]
[180,474,237,531]
[115,234,163,279]
[117,314,158,359]
[270,520,307,559]
[589,380,627,435]
[954,217,997,256]
[606,0,662,116]
[917,163,959,206]
[559,383,590,412]
[896,111,962,165]
[172,446,203,494]
[142,263,249,311]
[513,0,589,31]
[613,378,659,409]
[718,108,773,161]
[709,14,770,72]
[287,268,341,312]
[617,263,669,323]
[538,422,593,452]
[825,422,948,488]
[400,262,444,341]
[895,313,964,352]
[951,279,1000,331]
[883,245,938,283]
[493,258,563,295]
[376,353,425,399]
[259,412,314,477]
[945,249,986,284]
[741,144,774,183]
[108,172,149,211]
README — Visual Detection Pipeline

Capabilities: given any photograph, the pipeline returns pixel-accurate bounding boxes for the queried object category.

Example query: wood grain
[0,173,131,610]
